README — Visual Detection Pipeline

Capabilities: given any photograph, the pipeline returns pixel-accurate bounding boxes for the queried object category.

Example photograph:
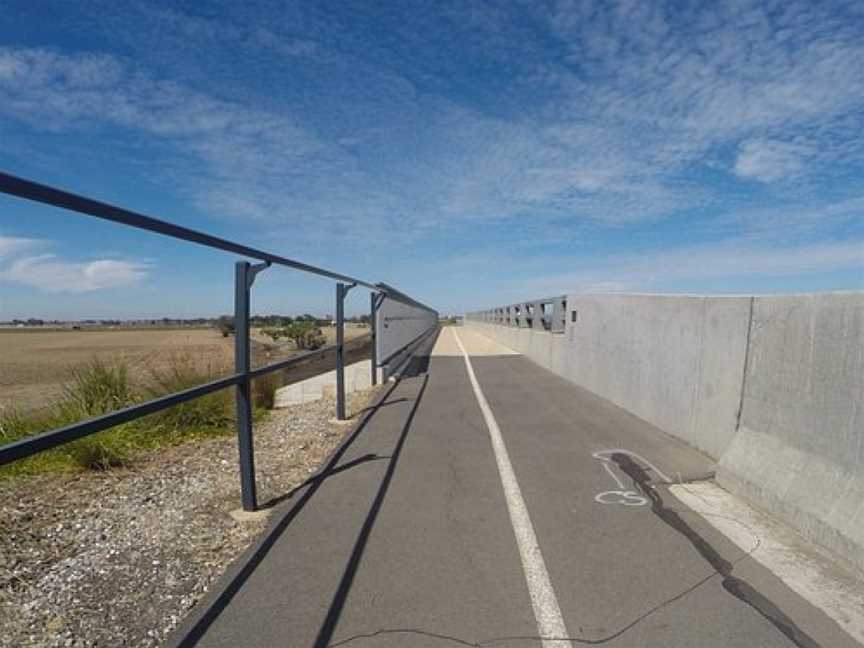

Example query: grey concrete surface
[467,292,864,572]
[717,293,864,572]
[467,294,753,459]
[168,329,857,648]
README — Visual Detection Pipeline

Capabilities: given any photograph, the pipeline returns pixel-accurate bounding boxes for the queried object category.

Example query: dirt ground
[0,324,370,414]
[0,388,377,648]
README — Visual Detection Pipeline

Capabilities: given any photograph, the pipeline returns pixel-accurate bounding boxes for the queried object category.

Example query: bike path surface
[170,327,856,648]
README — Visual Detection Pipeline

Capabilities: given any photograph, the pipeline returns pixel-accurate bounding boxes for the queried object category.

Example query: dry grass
[0,324,369,415]
[0,328,233,414]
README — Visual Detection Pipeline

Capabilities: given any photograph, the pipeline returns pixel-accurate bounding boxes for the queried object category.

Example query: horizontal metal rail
[0,373,242,466]
[0,171,383,291]
[247,332,370,380]
[0,170,437,510]
[0,330,375,468]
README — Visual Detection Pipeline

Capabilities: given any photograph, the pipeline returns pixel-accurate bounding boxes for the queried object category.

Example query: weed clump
[0,353,280,476]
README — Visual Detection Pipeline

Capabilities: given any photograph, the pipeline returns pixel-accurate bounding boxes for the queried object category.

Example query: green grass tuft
[0,353,280,477]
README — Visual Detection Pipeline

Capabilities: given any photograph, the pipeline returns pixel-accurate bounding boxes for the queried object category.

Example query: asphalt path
[169,327,857,648]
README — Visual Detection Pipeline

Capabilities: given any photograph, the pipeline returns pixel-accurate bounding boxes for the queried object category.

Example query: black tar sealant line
[611,453,821,648]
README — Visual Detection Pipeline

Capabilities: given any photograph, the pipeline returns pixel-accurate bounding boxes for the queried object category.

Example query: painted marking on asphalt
[592,449,674,483]
[601,461,625,489]
[594,490,649,507]
[452,329,571,648]
[591,449,673,508]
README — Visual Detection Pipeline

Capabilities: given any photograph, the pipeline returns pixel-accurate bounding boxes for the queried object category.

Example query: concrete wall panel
[717,293,864,571]
[467,291,864,571]
[471,294,750,459]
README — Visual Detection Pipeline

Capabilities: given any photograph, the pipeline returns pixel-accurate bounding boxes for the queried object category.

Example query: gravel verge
[0,389,376,647]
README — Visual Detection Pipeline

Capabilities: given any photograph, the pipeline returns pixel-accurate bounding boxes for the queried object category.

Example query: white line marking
[452,329,571,648]
[600,461,625,489]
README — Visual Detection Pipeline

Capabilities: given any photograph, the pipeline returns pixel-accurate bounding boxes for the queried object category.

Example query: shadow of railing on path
[171,343,435,647]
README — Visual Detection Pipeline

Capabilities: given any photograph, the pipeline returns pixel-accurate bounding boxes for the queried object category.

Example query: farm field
[0,324,369,414]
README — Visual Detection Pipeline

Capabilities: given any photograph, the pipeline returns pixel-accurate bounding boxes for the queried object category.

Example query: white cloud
[543,0,864,189]
[0,236,41,259]
[0,237,148,293]
[1,1,863,250]
[2,255,149,293]
[734,140,809,182]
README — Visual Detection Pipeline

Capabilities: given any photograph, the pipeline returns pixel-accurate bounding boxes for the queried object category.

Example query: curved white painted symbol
[591,449,672,508]
[591,449,674,483]
[594,490,648,506]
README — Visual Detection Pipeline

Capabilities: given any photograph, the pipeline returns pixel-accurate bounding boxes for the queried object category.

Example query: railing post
[336,283,346,420]
[234,261,257,512]
[335,282,355,420]
[370,292,379,386]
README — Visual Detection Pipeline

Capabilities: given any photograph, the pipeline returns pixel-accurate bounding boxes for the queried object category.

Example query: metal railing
[0,171,437,511]
[466,295,567,333]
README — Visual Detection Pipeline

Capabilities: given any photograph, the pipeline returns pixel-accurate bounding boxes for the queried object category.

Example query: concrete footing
[274,359,382,408]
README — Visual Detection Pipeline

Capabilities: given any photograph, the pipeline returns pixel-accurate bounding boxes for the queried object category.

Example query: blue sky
[0,0,862,319]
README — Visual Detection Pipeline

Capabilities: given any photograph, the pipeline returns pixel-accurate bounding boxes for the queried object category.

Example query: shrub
[143,354,233,437]
[262,327,284,342]
[66,435,130,471]
[59,358,134,419]
[1,360,136,474]
[0,350,290,476]
[216,316,235,337]
[0,407,35,443]
[283,321,326,350]
[252,372,282,410]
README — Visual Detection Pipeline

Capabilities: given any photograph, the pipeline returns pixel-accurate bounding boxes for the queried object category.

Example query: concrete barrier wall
[469,295,752,459]
[716,294,864,571]
[466,292,864,571]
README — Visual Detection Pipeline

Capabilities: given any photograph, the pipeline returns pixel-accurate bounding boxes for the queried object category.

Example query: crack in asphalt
[328,454,818,647]
[611,452,821,648]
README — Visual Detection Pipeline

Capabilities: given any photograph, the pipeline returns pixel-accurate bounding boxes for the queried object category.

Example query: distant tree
[216,316,235,338]
[281,321,326,350]
[262,327,284,342]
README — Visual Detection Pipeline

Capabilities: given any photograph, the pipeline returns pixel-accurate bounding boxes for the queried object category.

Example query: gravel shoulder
[0,389,377,648]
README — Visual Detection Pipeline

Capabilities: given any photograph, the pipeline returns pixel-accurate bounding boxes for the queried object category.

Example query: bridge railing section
[372,283,440,380]
[0,171,436,511]
[465,295,567,333]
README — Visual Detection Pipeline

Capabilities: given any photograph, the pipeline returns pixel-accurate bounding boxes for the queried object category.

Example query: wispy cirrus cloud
[0,0,861,310]
[509,237,864,298]
[0,236,41,259]
[3,1,862,239]
[3,256,149,293]
[734,140,810,183]
[0,236,148,293]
